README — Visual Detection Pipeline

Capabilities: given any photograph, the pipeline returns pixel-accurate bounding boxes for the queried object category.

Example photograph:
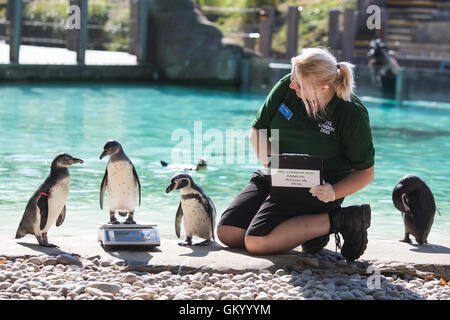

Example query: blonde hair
[291,47,355,117]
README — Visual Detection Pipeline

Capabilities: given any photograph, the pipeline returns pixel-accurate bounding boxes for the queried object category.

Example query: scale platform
[98,223,160,247]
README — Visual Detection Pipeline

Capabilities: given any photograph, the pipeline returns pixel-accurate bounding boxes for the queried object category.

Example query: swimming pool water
[0,83,449,245]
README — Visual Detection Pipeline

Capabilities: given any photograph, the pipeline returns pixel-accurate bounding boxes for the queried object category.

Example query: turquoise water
[0,83,449,245]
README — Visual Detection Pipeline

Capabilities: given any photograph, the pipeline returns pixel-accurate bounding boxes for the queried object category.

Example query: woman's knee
[217,225,246,248]
[244,235,270,255]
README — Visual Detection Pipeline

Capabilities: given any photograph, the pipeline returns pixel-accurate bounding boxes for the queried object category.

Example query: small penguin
[100,140,141,224]
[160,157,207,171]
[392,175,439,245]
[15,153,84,247]
[166,173,216,246]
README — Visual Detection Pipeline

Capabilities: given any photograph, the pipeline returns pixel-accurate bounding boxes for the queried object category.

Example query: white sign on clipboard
[270,168,321,188]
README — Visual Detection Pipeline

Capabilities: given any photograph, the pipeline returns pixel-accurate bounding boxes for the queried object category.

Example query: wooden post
[357,0,367,31]
[328,10,339,56]
[259,5,274,58]
[286,6,300,58]
[8,0,22,63]
[243,24,256,51]
[342,8,356,62]
[129,0,149,64]
[66,0,87,64]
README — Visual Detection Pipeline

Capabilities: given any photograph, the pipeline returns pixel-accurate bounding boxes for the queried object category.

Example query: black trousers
[218,169,344,237]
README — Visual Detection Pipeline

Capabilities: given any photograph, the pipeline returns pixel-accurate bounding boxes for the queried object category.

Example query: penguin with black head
[15,153,84,247]
[166,173,216,246]
[100,140,141,224]
[392,174,440,245]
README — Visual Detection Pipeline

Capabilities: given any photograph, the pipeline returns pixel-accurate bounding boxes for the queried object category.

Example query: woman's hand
[309,183,335,203]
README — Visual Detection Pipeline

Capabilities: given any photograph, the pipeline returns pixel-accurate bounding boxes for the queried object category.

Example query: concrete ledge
[0,64,157,82]
[2,234,449,279]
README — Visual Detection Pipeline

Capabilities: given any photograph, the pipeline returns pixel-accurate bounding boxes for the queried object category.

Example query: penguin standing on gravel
[166,173,216,246]
[100,140,141,224]
[15,153,84,247]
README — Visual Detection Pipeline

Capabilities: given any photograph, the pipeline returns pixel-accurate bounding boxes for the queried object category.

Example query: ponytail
[335,61,355,102]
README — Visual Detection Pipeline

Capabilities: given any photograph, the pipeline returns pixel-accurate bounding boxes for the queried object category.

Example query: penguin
[160,157,207,171]
[15,153,84,247]
[166,173,216,246]
[100,140,141,224]
[392,175,440,245]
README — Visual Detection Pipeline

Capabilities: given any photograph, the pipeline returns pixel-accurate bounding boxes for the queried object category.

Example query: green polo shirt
[251,73,375,184]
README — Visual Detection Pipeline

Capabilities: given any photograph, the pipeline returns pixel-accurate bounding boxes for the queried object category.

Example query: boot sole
[345,204,371,262]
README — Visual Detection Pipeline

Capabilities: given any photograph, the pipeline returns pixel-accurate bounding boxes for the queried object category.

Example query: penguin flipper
[100,168,108,210]
[56,205,66,227]
[204,196,216,241]
[132,166,141,206]
[175,203,183,239]
[38,192,49,231]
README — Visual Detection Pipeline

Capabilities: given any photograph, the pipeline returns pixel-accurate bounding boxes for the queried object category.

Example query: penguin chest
[42,176,70,232]
[107,161,137,211]
[181,196,212,240]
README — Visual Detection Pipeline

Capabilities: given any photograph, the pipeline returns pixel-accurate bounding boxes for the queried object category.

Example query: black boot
[301,234,330,253]
[328,204,371,262]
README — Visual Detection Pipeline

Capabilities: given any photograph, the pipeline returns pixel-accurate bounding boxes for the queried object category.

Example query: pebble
[0,255,447,301]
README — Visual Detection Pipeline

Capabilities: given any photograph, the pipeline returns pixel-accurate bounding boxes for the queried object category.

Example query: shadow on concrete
[101,245,161,266]
[16,241,71,256]
[178,241,224,257]
[409,243,450,255]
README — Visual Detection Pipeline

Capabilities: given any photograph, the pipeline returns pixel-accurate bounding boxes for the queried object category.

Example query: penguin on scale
[97,140,160,247]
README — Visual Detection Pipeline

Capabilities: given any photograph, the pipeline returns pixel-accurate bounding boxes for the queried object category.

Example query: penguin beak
[99,150,108,160]
[70,157,84,164]
[166,182,175,193]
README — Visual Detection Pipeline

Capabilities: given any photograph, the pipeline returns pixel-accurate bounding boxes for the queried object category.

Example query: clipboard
[269,153,323,204]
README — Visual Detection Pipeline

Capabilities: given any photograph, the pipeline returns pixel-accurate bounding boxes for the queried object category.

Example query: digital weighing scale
[98,223,160,247]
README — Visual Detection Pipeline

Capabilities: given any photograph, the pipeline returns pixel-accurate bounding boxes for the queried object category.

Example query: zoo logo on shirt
[318,121,335,135]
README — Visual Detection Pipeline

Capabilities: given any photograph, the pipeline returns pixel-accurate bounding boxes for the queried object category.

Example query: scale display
[98,223,160,246]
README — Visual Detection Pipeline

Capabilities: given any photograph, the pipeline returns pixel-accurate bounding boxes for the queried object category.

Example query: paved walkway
[0,41,137,65]
[2,233,449,278]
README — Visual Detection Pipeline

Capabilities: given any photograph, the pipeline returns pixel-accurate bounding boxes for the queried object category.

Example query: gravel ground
[0,254,448,300]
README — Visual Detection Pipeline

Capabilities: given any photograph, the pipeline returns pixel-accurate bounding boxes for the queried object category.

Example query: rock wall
[148,0,250,85]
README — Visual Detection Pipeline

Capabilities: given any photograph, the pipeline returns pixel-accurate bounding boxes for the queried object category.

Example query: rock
[303,257,320,268]
[85,287,104,297]
[191,280,204,289]
[123,273,139,284]
[87,282,122,294]
[100,259,113,267]
[340,292,356,300]
[199,273,210,284]
[260,273,272,281]
[274,269,286,276]
[56,254,82,266]
[301,269,313,277]
[43,258,57,266]
[27,257,44,265]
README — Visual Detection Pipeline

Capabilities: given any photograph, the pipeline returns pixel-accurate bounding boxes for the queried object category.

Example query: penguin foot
[192,240,212,246]
[178,240,193,246]
[124,218,136,224]
[40,242,58,248]
[399,238,412,244]
[109,219,120,224]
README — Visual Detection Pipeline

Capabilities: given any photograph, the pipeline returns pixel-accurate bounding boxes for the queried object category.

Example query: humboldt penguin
[166,173,215,246]
[392,175,439,245]
[100,140,141,224]
[15,153,84,247]
[160,157,207,171]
